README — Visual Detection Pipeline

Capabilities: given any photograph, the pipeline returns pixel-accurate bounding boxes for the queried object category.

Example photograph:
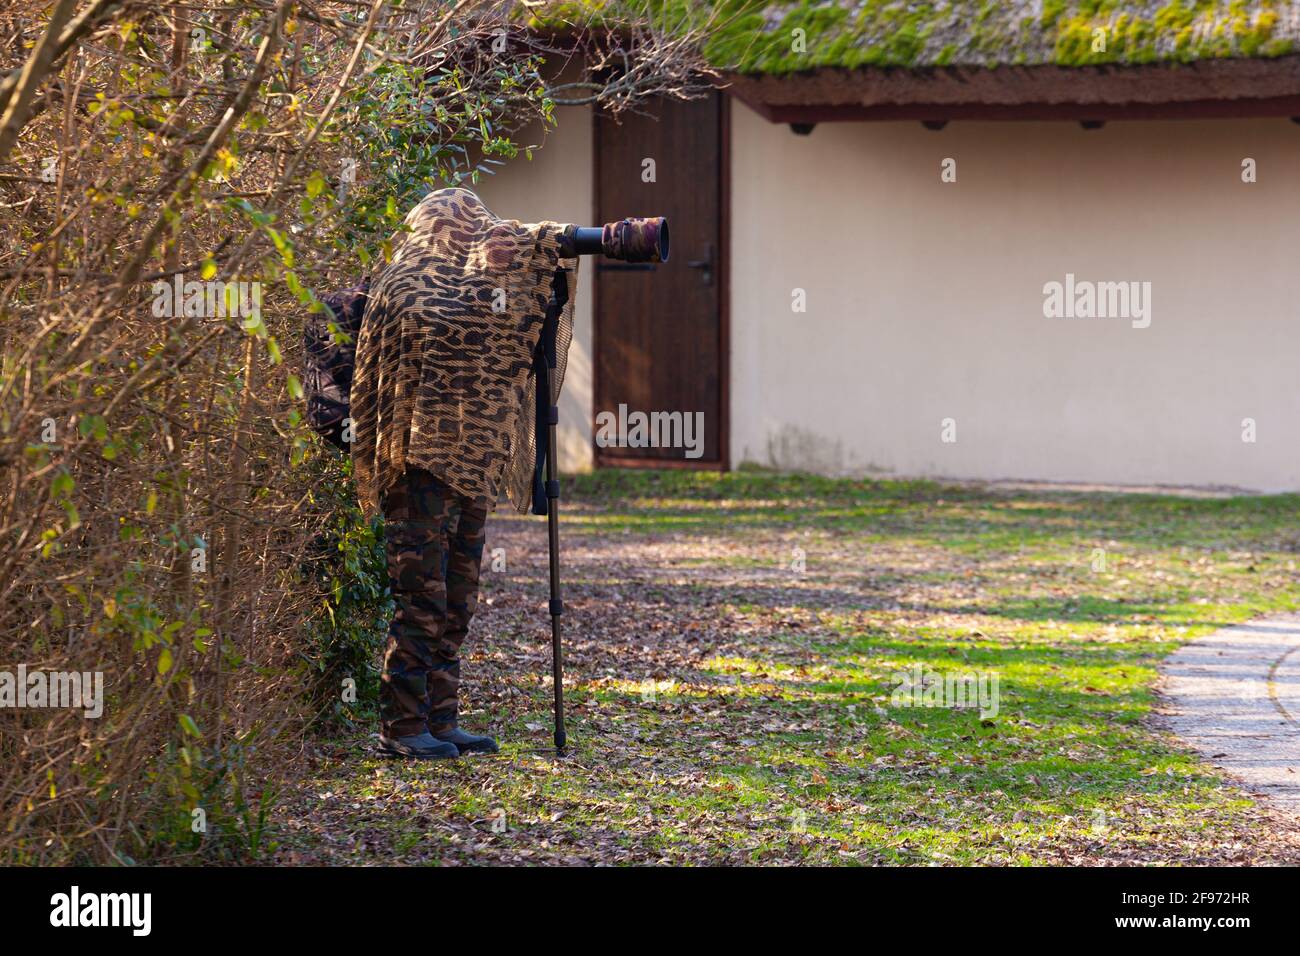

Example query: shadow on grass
[553,469,1300,556]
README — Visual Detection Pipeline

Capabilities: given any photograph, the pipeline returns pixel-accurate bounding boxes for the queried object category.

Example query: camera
[563,217,670,263]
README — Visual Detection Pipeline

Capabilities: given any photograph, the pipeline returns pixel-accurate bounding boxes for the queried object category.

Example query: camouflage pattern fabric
[303,277,369,449]
[350,188,579,516]
[601,217,666,263]
[379,467,489,738]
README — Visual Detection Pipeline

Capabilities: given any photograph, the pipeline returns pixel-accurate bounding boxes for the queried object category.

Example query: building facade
[479,10,1300,491]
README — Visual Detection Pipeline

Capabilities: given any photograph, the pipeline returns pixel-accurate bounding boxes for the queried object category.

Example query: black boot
[378,731,460,760]
[432,725,499,755]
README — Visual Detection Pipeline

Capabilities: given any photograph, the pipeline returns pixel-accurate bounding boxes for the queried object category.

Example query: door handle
[686,243,713,286]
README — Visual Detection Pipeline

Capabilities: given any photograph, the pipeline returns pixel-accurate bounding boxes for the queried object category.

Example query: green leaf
[51,470,74,498]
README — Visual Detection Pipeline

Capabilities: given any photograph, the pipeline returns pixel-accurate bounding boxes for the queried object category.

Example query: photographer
[350,188,581,760]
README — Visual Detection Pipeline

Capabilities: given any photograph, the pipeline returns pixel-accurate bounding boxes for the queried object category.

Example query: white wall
[730,106,1300,492]
[475,105,595,473]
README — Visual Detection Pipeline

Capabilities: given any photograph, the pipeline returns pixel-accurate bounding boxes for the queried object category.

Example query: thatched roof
[525,2,1300,72]
[707,1,1300,74]
[524,2,1300,118]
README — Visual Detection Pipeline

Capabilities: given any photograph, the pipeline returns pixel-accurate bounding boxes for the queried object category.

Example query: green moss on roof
[524,1,1299,73]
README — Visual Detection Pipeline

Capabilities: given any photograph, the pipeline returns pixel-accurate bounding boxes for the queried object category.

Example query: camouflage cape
[350,188,579,515]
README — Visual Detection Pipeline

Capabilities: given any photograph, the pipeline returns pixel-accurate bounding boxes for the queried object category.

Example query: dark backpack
[303,277,369,450]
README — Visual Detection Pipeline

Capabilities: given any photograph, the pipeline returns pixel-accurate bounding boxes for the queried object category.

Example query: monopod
[530,217,669,755]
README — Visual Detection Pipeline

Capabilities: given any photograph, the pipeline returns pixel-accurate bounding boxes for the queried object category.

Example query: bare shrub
[0,0,717,863]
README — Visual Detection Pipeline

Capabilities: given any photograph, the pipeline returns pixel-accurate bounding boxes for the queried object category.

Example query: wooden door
[594,93,726,467]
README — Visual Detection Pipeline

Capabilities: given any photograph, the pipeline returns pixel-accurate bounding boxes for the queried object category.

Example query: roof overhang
[723,55,1300,123]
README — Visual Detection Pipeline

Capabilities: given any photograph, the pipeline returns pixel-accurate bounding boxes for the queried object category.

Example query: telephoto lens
[565,217,670,262]
[602,217,670,263]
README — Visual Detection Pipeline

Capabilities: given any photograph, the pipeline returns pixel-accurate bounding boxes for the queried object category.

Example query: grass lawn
[275,469,1300,865]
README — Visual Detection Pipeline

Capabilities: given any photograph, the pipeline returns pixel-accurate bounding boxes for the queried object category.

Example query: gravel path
[1162,615,1300,813]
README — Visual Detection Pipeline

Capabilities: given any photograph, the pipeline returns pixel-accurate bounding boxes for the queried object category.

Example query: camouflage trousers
[379,468,488,738]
